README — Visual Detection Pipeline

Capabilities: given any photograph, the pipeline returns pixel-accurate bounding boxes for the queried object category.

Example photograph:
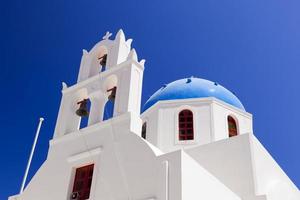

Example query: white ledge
[62,60,144,94]
[141,97,252,118]
[67,146,103,163]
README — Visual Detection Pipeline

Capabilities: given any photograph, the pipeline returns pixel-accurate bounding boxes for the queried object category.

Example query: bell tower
[53,30,145,138]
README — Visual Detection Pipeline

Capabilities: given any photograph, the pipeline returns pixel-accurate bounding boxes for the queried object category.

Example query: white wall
[211,100,253,141]
[16,114,164,200]
[142,109,160,146]
[10,29,299,200]
[181,151,241,200]
[157,151,182,200]
[13,112,248,200]
[185,134,257,198]
[186,133,300,199]
[77,30,131,82]
[142,100,212,153]
[141,97,253,153]
[249,135,300,200]
[54,58,144,138]
[54,30,144,139]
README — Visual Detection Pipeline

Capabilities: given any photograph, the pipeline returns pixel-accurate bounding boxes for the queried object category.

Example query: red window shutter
[72,164,94,200]
[228,116,238,137]
[178,110,194,141]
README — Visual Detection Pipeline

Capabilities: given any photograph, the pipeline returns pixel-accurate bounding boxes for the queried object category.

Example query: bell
[99,54,107,66]
[76,99,89,117]
[107,87,117,101]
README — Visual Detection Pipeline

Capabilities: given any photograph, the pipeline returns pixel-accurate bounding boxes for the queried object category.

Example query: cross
[103,31,112,40]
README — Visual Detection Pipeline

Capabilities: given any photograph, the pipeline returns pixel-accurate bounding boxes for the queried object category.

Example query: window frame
[227,115,239,137]
[175,106,197,145]
[72,164,94,200]
[178,109,194,140]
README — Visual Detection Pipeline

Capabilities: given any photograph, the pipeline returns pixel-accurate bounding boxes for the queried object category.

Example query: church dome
[143,77,245,112]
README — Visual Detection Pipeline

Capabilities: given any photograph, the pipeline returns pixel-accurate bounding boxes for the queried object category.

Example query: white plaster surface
[9,30,299,200]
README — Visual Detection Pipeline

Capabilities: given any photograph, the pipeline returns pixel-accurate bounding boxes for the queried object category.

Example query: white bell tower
[54,30,145,138]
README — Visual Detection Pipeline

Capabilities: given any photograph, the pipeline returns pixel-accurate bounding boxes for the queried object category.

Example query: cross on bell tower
[53,30,145,138]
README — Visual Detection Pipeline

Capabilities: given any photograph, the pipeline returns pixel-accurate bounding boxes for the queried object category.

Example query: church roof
[143,77,245,112]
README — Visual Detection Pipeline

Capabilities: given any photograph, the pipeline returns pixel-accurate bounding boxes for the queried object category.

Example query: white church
[9,30,299,200]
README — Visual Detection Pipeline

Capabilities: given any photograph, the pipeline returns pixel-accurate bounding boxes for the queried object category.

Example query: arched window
[228,116,238,137]
[178,109,194,140]
[141,122,147,139]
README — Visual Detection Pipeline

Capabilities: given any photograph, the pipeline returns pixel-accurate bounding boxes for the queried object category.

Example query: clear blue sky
[1,0,299,198]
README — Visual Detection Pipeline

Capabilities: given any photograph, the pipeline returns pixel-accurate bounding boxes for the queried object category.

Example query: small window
[72,164,94,200]
[178,109,194,140]
[228,116,238,137]
[141,122,147,139]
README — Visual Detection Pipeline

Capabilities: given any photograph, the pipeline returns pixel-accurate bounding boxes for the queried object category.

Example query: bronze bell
[99,54,107,66]
[76,99,89,117]
[107,87,117,101]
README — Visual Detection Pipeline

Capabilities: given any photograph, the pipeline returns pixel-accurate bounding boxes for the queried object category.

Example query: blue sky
[1,0,299,198]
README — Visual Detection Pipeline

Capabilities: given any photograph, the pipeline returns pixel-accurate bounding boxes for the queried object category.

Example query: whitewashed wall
[141,97,253,153]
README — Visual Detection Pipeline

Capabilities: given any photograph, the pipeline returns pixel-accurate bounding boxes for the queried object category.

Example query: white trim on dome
[141,97,252,118]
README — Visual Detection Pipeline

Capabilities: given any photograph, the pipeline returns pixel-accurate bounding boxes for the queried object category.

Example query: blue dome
[143,78,245,112]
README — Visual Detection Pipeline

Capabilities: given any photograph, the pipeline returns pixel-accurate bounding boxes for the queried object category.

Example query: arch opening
[102,75,118,121]
[103,99,114,121]
[76,98,91,129]
[97,46,108,73]
[88,46,109,78]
